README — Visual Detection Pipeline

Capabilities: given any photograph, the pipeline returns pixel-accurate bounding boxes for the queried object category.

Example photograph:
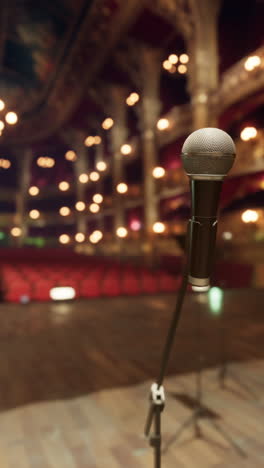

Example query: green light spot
[208,287,223,315]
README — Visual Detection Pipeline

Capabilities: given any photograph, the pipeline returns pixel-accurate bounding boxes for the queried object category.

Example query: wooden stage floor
[0,289,263,466]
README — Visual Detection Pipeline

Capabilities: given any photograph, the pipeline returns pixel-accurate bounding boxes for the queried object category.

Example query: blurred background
[0,0,263,467]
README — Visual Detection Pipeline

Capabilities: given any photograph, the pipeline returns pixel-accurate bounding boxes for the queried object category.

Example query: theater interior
[0,0,263,466]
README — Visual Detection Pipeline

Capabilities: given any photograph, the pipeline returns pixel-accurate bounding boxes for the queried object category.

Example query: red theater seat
[122,270,141,295]
[141,270,159,294]
[101,270,121,297]
[4,281,31,303]
[80,275,101,298]
[159,272,181,292]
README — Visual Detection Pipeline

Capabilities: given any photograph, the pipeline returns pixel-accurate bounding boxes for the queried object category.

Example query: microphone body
[181,128,236,288]
[188,179,222,287]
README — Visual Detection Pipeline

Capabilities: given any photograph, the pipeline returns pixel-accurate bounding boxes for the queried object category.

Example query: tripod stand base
[162,405,247,458]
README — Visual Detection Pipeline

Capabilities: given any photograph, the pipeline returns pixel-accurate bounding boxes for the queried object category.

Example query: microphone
[181,128,236,288]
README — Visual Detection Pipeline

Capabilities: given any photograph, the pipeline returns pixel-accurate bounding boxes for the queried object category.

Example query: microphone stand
[144,222,246,468]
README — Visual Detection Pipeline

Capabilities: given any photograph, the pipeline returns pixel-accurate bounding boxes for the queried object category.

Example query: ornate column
[109,86,128,235]
[187,0,221,129]
[14,148,33,245]
[73,135,89,235]
[138,46,162,237]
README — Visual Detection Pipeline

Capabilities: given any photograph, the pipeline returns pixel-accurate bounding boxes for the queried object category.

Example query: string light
[244,55,261,71]
[153,222,165,233]
[116,183,128,194]
[152,166,165,178]
[29,186,39,196]
[59,181,70,191]
[96,161,107,171]
[240,127,257,141]
[0,121,5,131]
[59,207,71,216]
[157,118,169,130]
[75,233,85,243]
[102,118,114,130]
[0,100,5,111]
[116,227,128,238]
[93,193,103,204]
[79,173,89,183]
[5,112,18,125]
[241,209,259,223]
[89,203,100,213]
[29,209,40,220]
[121,144,132,155]
[11,227,22,237]
[90,171,100,182]
[65,150,77,161]
[75,201,86,211]
[59,234,70,244]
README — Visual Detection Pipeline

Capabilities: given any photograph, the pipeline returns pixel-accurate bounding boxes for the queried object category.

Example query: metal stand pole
[144,222,247,467]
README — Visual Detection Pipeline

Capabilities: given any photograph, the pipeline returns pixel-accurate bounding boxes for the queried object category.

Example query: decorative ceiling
[0,0,262,248]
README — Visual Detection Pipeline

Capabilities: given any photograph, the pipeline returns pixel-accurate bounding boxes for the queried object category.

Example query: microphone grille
[181,128,236,178]
[182,128,235,155]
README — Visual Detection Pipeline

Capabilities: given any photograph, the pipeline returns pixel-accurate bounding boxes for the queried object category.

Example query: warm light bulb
[153,222,165,233]
[241,209,259,223]
[0,100,5,111]
[89,203,100,213]
[59,181,70,191]
[93,193,103,204]
[2,159,11,169]
[79,173,89,183]
[75,232,85,243]
[178,64,187,74]
[0,121,5,131]
[29,186,39,196]
[84,136,94,147]
[96,161,107,171]
[65,150,77,161]
[59,234,70,244]
[157,118,169,130]
[5,111,18,125]
[163,60,172,70]
[152,166,165,179]
[179,54,189,64]
[116,227,128,238]
[102,117,114,130]
[90,171,100,182]
[126,92,140,106]
[168,54,178,64]
[75,201,86,211]
[222,231,233,240]
[89,230,103,243]
[11,227,22,237]
[29,209,40,220]
[116,182,128,194]
[244,55,261,71]
[60,206,71,216]
[240,126,257,141]
[121,144,132,155]
[94,136,102,145]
